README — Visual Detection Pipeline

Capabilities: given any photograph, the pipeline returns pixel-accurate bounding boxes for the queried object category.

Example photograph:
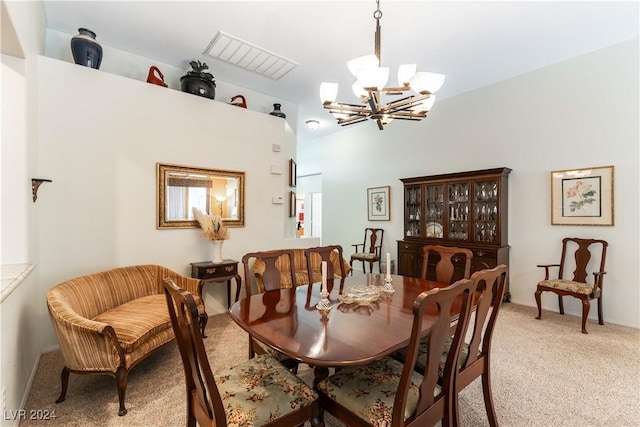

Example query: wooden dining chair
[242,249,297,298]
[304,245,348,286]
[535,237,608,334]
[398,265,507,426]
[317,278,476,427]
[350,228,384,273]
[241,249,299,371]
[453,265,508,426]
[163,278,319,427]
[421,245,473,284]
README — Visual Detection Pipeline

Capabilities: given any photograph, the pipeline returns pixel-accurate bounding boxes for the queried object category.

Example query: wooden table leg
[311,366,329,427]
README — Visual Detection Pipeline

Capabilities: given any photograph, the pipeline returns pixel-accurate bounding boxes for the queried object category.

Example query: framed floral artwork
[551,165,614,226]
[367,186,390,221]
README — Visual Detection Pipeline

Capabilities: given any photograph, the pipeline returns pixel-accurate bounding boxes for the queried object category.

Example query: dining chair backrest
[242,249,296,297]
[163,278,225,426]
[398,278,476,426]
[304,245,346,284]
[421,245,473,284]
[452,265,508,427]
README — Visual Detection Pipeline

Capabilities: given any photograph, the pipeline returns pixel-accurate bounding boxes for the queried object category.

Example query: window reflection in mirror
[157,163,245,229]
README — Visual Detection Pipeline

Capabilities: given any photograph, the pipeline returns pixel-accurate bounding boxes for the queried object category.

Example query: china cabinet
[398,167,511,301]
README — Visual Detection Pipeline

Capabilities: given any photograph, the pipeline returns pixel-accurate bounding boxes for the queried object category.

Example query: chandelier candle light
[320,0,445,130]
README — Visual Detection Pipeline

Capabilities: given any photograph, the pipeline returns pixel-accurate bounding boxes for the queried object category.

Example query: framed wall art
[367,186,390,221]
[288,159,297,187]
[551,165,614,226]
[289,191,296,217]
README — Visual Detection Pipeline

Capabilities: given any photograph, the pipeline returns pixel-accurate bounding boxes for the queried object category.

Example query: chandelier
[319,0,445,130]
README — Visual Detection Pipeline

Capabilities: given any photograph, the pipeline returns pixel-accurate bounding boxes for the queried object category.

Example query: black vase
[180,75,216,100]
[269,103,286,118]
[70,28,103,69]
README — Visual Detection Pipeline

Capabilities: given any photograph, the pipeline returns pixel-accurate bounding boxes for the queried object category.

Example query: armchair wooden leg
[55,366,70,403]
[534,289,543,320]
[115,366,128,416]
[558,295,565,315]
[581,299,590,334]
[597,296,604,325]
[361,261,366,273]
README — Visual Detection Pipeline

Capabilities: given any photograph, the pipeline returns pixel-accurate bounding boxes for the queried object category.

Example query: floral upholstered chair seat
[352,252,377,260]
[537,279,593,295]
[253,340,295,363]
[317,357,436,426]
[395,336,471,375]
[215,354,317,425]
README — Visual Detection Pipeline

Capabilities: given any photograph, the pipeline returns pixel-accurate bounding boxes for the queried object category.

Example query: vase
[212,240,224,263]
[180,75,216,99]
[269,103,286,119]
[70,28,103,69]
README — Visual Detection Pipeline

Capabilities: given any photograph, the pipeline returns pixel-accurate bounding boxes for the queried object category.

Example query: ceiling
[42,1,639,142]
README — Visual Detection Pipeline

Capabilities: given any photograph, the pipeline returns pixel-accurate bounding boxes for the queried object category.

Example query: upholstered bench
[46,264,206,416]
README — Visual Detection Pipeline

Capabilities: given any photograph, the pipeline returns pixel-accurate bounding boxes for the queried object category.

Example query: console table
[190,259,241,308]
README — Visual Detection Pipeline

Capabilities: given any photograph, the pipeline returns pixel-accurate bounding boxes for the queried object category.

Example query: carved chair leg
[597,296,604,325]
[451,388,461,427]
[534,289,543,319]
[200,312,208,338]
[558,295,565,315]
[482,361,498,427]
[187,392,196,427]
[581,299,591,334]
[248,336,255,359]
[115,366,128,416]
[55,366,70,403]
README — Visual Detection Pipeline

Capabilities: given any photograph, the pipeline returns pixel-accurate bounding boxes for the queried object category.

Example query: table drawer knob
[206,268,217,274]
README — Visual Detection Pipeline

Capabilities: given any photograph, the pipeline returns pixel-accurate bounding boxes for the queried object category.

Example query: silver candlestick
[316,289,332,310]
[383,275,395,293]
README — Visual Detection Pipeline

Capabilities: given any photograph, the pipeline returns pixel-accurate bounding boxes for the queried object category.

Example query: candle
[321,261,328,293]
[386,253,391,278]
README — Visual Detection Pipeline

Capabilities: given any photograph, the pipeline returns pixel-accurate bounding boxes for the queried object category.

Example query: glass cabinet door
[405,185,422,237]
[447,182,469,240]
[474,180,499,242]
[425,184,445,239]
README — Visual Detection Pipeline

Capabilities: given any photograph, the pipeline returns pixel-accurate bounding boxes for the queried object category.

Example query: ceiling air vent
[204,31,298,80]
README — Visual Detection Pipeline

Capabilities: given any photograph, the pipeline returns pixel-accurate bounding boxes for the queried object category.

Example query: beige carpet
[20,304,640,426]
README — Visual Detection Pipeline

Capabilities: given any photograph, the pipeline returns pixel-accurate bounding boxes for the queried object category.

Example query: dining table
[228,273,454,386]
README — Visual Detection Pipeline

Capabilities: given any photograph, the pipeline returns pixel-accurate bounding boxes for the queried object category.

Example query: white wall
[36,55,299,321]
[299,38,639,328]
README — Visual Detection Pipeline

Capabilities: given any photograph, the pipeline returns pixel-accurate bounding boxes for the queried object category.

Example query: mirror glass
[157,163,245,229]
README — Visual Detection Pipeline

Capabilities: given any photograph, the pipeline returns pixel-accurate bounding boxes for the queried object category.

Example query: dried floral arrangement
[193,207,229,240]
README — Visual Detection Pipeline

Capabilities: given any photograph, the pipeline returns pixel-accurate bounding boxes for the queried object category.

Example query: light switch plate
[272,143,281,152]
[271,164,283,175]
[272,196,284,204]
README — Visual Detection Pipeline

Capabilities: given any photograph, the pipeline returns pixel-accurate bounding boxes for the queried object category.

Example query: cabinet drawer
[472,249,497,259]
[399,242,420,252]
[191,261,238,279]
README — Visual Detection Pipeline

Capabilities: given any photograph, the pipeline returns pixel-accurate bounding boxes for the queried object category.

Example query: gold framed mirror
[157,163,245,229]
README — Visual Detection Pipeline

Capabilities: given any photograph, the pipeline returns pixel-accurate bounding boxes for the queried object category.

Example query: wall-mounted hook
[32,178,52,202]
